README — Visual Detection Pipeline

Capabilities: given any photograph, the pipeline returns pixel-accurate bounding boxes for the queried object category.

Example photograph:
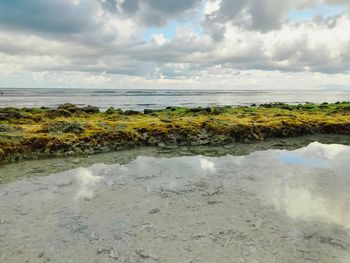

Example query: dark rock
[0,109,24,120]
[47,121,85,134]
[82,105,100,114]
[124,110,142,116]
[105,107,116,114]
[144,109,156,114]
[58,103,75,109]
[135,250,160,261]
[211,107,227,115]
[58,103,78,111]
[149,208,160,214]
[166,106,176,111]
[188,107,211,113]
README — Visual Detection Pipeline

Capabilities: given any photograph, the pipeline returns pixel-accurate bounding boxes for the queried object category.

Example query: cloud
[0,0,349,89]
[209,0,320,32]
[0,0,99,34]
[100,0,201,26]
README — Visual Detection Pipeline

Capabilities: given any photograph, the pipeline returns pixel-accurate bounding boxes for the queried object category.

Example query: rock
[71,158,81,164]
[124,110,142,116]
[38,252,44,258]
[135,249,160,261]
[105,107,116,114]
[30,167,45,173]
[318,236,348,249]
[207,200,222,205]
[188,107,211,113]
[157,142,166,147]
[0,124,23,133]
[113,233,122,240]
[55,181,73,188]
[202,186,224,196]
[192,233,206,240]
[109,248,118,260]
[47,121,85,134]
[58,103,78,111]
[144,109,155,114]
[0,109,24,120]
[89,232,99,242]
[97,247,112,254]
[82,105,100,114]
[149,208,160,214]
[45,109,72,118]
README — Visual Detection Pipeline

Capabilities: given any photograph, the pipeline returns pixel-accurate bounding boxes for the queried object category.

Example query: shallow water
[1,88,350,110]
[1,137,350,262]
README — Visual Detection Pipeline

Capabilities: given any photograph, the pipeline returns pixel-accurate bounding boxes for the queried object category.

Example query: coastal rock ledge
[0,102,349,164]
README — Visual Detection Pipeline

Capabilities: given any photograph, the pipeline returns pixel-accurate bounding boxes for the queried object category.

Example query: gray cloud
[0,0,100,34]
[0,0,349,86]
[100,0,201,26]
[209,0,299,32]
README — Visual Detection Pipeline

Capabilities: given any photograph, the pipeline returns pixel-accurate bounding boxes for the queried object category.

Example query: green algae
[0,102,349,164]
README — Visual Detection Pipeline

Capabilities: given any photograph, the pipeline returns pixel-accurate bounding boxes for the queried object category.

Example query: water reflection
[272,186,350,229]
[270,142,350,229]
[297,141,350,160]
[1,141,350,262]
[279,152,328,168]
[75,168,102,201]
[200,158,216,174]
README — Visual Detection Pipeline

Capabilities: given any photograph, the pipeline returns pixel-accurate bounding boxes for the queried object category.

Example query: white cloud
[0,0,349,89]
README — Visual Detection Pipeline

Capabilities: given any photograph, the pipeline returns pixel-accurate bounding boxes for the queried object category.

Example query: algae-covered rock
[47,121,85,134]
[144,109,156,114]
[82,105,100,114]
[1,102,349,165]
[57,103,80,113]
[188,107,211,113]
[0,124,23,133]
[124,110,142,116]
[105,107,116,114]
[105,107,123,114]
[0,108,24,120]
[45,109,73,118]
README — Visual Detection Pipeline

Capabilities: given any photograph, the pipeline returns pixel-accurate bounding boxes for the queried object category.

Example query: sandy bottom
[1,136,350,263]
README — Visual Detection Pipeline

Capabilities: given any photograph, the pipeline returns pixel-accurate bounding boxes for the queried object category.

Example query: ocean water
[0,88,349,110]
[1,136,350,262]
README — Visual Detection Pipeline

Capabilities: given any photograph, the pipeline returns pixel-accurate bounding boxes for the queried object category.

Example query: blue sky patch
[288,3,345,21]
[279,153,328,168]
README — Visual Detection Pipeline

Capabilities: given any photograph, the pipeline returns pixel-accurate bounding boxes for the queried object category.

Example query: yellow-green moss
[0,102,349,164]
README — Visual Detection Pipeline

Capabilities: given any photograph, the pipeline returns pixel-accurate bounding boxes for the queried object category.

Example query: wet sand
[1,135,350,262]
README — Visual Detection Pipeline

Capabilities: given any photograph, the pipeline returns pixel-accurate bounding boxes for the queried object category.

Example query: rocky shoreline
[0,102,349,164]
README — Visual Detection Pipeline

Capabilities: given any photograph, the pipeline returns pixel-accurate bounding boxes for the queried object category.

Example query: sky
[0,0,349,90]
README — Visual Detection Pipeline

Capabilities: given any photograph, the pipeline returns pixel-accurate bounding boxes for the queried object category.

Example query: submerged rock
[149,208,160,214]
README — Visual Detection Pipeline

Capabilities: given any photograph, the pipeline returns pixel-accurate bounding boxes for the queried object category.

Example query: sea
[0,88,349,110]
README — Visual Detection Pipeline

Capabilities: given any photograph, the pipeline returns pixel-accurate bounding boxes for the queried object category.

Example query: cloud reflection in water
[75,168,102,201]
[271,142,350,229]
